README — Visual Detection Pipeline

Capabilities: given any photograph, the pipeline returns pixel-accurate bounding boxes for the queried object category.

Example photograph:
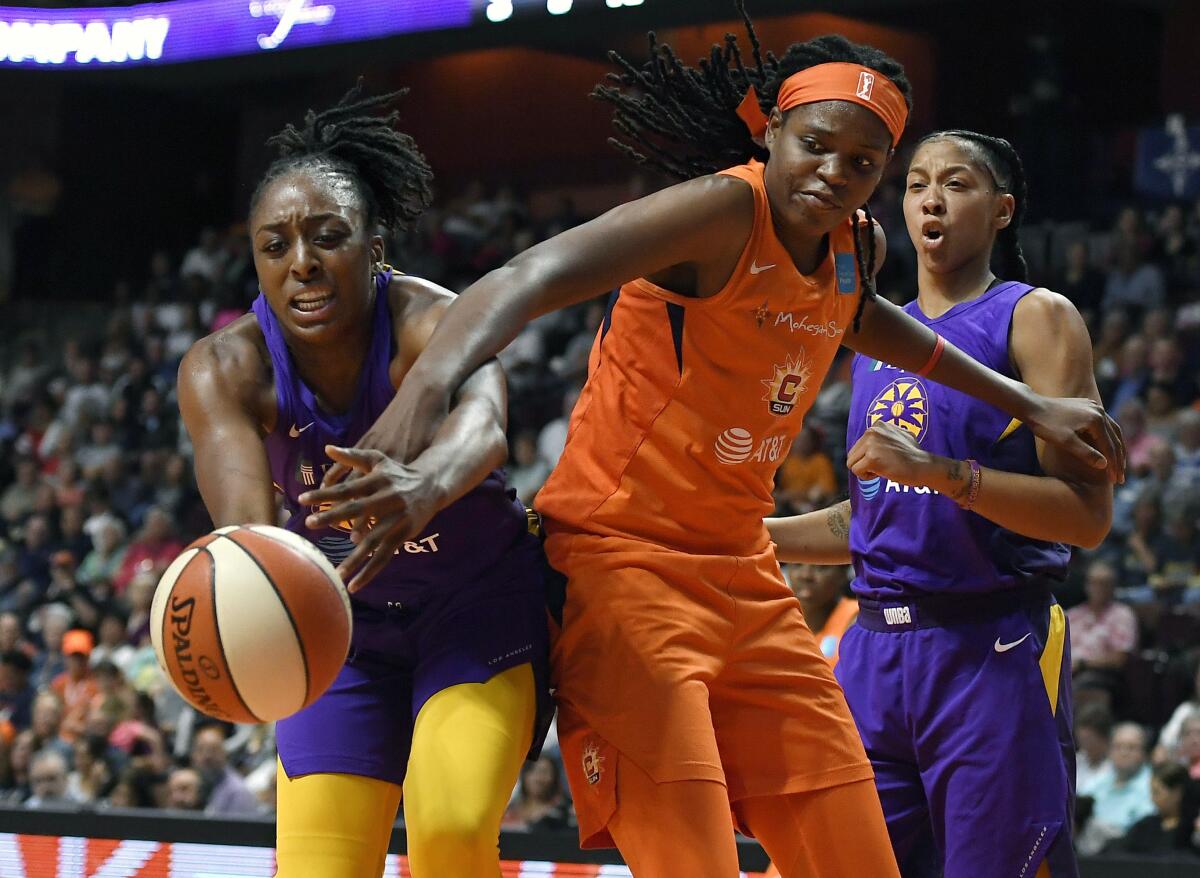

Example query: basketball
[150,524,352,724]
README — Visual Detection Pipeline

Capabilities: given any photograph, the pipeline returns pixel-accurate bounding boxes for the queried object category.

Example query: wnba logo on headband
[856,72,875,101]
[737,62,907,146]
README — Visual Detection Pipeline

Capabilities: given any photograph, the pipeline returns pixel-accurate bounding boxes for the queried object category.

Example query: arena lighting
[0,0,652,67]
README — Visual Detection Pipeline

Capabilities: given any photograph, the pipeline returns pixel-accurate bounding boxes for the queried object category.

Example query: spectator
[29,691,72,764]
[537,385,581,470]
[51,629,98,741]
[190,723,258,816]
[1122,492,1165,584]
[165,766,204,811]
[785,563,856,666]
[0,612,32,658]
[1077,705,1115,792]
[776,426,837,512]
[0,650,35,731]
[1106,335,1149,415]
[1055,239,1106,318]
[1103,237,1166,313]
[1105,762,1198,857]
[67,733,114,804]
[1,457,40,524]
[77,514,127,587]
[90,611,135,676]
[1159,661,1200,764]
[30,605,71,690]
[502,755,571,831]
[1,729,34,803]
[178,228,226,285]
[76,420,122,480]
[1179,716,1200,781]
[1078,722,1156,854]
[114,507,182,594]
[25,749,74,808]
[1069,560,1138,711]
[507,431,552,503]
[1119,398,1168,477]
[1174,410,1200,495]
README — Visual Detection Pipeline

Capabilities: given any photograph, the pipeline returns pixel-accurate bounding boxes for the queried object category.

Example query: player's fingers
[347,537,400,593]
[1109,416,1127,484]
[1066,431,1108,471]
[320,463,352,489]
[336,518,394,582]
[305,490,393,530]
[299,473,382,506]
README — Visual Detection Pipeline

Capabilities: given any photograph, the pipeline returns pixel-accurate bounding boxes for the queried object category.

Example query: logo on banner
[1136,114,1200,199]
[249,0,336,50]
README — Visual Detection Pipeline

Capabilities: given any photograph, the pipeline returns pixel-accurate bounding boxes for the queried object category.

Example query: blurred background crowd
[0,0,1198,862]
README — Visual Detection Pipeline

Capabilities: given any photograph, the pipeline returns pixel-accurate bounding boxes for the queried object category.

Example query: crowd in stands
[0,170,1197,858]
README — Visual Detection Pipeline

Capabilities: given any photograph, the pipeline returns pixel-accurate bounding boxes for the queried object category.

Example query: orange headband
[736,62,908,146]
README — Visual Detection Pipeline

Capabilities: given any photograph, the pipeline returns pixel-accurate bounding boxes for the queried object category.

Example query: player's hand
[299,445,443,593]
[847,421,937,486]
[1023,394,1125,483]
[319,384,450,489]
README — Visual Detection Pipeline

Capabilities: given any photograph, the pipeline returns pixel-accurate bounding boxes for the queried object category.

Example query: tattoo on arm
[947,459,969,500]
[826,500,851,540]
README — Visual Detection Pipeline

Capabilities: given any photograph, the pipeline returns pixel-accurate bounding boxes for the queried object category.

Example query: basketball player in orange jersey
[176,85,550,877]
[306,9,1124,877]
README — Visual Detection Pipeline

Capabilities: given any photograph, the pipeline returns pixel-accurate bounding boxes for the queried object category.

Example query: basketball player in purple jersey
[769,132,1112,877]
[177,84,548,877]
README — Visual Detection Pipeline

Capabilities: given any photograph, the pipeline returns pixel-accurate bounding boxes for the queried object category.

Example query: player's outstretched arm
[331,175,753,471]
[767,500,853,565]
[178,333,277,528]
[846,289,1113,549]
[299,279,511,592]
[845,293,1125,484]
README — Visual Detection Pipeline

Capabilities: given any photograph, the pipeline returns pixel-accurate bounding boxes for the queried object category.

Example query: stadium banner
[1135,114,1200,200]
[0,834,767,877]
[0,0,651,67]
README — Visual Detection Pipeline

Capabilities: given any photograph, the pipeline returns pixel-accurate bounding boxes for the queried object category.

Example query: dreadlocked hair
[918,130,1029,283]
[250,80,433,232]
[592,1,912,332]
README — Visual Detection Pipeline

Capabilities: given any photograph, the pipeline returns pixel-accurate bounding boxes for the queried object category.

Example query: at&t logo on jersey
[859,475,882,500]
[714,428,790,465]
[762,353,812,416]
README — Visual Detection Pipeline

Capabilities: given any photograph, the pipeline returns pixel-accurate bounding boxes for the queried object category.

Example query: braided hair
[592,1,912,331]
[917,130,1029,282]
[250,80,433,232]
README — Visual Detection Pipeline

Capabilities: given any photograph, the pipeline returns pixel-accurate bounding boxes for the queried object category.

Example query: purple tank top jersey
[251,270,529,609]
[847,281,1070,600]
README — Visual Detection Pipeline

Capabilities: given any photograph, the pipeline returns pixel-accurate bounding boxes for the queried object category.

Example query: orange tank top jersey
[537,160,864,555]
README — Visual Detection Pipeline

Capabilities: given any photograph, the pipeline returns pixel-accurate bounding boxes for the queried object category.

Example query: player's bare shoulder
[385,272,456,387]
[178,313,276,431]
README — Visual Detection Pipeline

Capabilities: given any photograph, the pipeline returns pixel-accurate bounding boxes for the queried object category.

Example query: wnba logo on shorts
[582,740,605,785]
[857,72,876,100]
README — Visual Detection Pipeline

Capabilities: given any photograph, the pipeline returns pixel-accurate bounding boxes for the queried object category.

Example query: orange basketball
[150,525,352,724]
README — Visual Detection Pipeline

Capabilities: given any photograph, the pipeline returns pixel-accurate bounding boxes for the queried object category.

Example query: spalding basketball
[150,525,351,724]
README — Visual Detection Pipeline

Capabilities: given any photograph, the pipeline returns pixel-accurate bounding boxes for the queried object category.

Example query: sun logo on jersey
[762,353,813,416]
[581,739,605,785]
[867,377,929,442]
[310,501,377,535]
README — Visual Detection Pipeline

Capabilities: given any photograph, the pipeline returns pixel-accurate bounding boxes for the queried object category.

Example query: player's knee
[406,801,498,854]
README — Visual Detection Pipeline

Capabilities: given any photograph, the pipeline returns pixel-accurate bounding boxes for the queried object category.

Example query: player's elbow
[1073,495,1113,550]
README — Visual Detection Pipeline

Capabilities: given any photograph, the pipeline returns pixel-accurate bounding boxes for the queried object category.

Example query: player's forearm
[766,500,852,564]
[849,297,1037,420]
[407,397,508,511]
[922,457,1111,549]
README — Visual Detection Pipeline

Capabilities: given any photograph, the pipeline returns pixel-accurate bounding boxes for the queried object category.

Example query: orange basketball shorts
[543,529,873,849]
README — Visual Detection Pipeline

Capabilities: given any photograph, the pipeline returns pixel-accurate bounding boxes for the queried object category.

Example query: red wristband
[915,335,946,377]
